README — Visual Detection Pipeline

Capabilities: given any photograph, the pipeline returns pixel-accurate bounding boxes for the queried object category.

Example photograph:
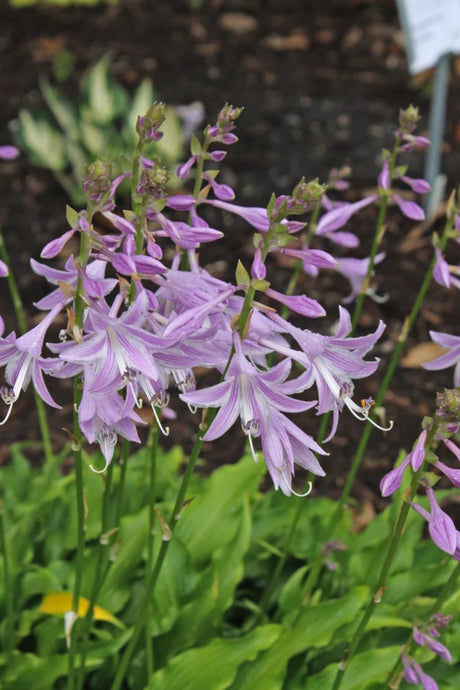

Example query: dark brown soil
[1,0,460,506]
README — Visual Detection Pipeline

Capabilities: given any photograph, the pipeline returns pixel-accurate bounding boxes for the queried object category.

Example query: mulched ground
[1,0,460,509]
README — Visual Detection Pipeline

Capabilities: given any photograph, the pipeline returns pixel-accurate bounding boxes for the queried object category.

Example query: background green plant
[13,54,186,205]
[1,441,458,689]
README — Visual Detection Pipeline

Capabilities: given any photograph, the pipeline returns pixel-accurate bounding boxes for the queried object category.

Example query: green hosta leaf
[147,625,281,690]
[160,492,253,659]
[82,54,128,125]
[16,110,66,171]
[79,117,108,156]
[175,453,264,566]
[234,586,369,690]
[386,560,457,606]
[0,652,69,690]
[306,645,401,689]
[278,565,308,614]
[39,79,78,135]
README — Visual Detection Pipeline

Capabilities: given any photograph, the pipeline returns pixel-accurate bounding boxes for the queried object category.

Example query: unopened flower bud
[399,105,420,134]
[136,102,166,144]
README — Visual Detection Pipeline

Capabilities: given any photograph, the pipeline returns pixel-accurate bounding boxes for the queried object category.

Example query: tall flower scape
[1,104,459,690]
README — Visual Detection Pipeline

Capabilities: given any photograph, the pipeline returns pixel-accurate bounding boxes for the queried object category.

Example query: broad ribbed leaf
[147,625,281,690]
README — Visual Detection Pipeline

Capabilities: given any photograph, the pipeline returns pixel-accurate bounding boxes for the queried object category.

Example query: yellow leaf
[401,342,448,368]
[39,592,123,628]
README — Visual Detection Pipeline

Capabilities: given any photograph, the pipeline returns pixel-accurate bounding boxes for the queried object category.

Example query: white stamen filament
[0,399,14,425]
[246,432,258,463]
[279,472,313,498]
[150,403,170,436]
[345,398,393,431]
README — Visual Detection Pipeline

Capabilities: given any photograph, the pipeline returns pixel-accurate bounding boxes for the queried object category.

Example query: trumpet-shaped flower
[0,301,64,423]
[180,332,323,493]
[259,307,386,440]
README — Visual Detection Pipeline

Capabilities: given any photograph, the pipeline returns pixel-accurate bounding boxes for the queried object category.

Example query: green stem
[351,144,398,331]
[0,228,54,467]
[145,426,158,682]
[67,380,85,690]
[76,458,115,690]
[0,504,14,650]
[331,422,440,690]
[114,440,130,530]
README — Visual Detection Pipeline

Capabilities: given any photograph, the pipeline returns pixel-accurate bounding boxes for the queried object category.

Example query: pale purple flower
[434,460,460,487]
[393,194,425,221]
[400,176,431,194]
[408,429,428,471]
[31,256,117,310]
[422,331,460,386]
[0,259,8,278]
[0,145,19,160]
[260,407,327,496]
[260,307,387,440]
[41,211,90,260]
[335,252,386,304]
[402,654,438,690]
[180,332,323,493]
[265,287,325,319]
[203,173,235,201]
[380,453,411,497]
[202,199,304,235]
[0,302,64,423]
[315,195,377,246]
[251,245,266,280]
[278,246,336,278]
[378,160,390,190]
[413,626,452,663]
[412,483,457,555]
[177,155,197,179]
[433,247,451,288]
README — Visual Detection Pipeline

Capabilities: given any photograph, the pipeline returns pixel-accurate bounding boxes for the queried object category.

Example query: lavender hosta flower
[412,483,457,556]
[380,453,411,497]
[202,199,304,235]
[265,288,325,319]
[0,302,64,423]
[422,331,460,386]
[393,193,425,221]
[52,291,176,433]
[77,364,144,470]
[402,654,439,690]
[251,245,266,280]
[278,246,337,278]
[180,332,324,494]
[334,252,386,304]
[315,195,377,247]
[0,259,8,278]
[408,429,428,471]
[261,306,387,440]
[203,173,235,201]
[260,408,327,496]
[31,256,118,310]
[41,211,90,260]
[0,145,19,160]
[433,247,451,288]
[413,626,452,663]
